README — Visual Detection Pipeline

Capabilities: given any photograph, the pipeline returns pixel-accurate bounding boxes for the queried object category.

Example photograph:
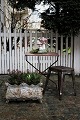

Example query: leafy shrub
[8,70,41,85]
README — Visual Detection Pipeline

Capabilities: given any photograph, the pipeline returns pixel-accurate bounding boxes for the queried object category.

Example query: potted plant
[5,70,43,103]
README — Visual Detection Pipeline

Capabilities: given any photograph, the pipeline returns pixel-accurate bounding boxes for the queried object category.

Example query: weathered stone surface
[5,83,43,101]
[0,75,80,120]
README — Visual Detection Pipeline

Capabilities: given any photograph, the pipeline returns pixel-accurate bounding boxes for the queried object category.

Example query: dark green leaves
[8,70,41,85]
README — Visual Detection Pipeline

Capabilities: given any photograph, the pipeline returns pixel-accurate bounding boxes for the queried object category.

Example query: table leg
[26,56,41,73]
[26,56,58,89]
[38,56,41,73]
[42,56,59,73]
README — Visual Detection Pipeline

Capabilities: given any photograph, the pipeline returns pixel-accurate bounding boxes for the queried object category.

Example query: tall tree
[7,0,42,10]
[8,0,80,35]
[7,0,43,29]
[40,0,80,35]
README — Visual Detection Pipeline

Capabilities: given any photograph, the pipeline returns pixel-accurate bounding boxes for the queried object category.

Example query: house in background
[0,0,42,30]
[0,0,80,75]
[0,0,9,27]
[0,0,30,29]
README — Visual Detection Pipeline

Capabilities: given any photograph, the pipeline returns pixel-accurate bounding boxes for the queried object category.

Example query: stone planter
[5,82,43,103]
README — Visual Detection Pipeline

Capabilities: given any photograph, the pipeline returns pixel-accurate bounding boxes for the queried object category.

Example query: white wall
[74,35,80,75]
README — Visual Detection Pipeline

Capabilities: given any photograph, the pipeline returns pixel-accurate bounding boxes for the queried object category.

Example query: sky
[28,2,49,23]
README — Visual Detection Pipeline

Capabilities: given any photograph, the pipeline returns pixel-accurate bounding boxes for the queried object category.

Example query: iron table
[25,52,59,87]
[25,52,59,73]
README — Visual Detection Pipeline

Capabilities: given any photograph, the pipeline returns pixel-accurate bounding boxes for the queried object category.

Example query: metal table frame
[25,52,59,87]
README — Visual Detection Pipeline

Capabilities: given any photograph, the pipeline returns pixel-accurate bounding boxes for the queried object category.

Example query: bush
[8,70,41,85]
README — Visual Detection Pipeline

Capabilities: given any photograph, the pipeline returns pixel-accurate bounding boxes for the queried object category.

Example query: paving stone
[0,75,80,120]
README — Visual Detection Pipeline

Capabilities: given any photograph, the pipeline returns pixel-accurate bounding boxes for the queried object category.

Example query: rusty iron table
[25,52,59,88]
[25,52,59,73]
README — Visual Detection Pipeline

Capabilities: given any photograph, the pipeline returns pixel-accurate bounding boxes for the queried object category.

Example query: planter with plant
[5,70,43,103]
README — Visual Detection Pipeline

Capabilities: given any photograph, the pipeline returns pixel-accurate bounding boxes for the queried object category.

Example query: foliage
[8,70,41,85]
[7,0,42,10]
[40,0,80,35]
[7,0,80,35]
[30,48,39,53]
[27,73,41,85]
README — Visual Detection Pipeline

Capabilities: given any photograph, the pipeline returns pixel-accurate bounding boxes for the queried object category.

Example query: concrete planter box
[5,82,43,103]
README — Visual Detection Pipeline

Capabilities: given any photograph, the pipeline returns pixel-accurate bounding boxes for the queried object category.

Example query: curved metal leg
[71,70,76,96]
[58,72,64,100]
[43,69,51,94]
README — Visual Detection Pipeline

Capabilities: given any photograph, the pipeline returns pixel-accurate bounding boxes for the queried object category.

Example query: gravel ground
[0,74,80,120]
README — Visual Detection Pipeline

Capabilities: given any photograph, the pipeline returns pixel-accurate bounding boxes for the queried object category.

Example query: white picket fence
[0,26,73,74]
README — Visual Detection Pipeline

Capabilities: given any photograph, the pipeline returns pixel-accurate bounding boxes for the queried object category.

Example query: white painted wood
[0,27,78,74]
[50,30,53,51]
[14,28,17,70]
[24,30,28,72]
[0,23,1,73]
[40,56,43,72]
[68,54,71,67]
[43,56,45,72]
[63,52,66,66]
[71,35,73,67]
[4,26,7,73]
[20,29,22,71]
[24,29,27,52]
[9,27,12,71]
[12,50,14,70]
[34,56,37,72]
[30,30,32,51]
[17,48,20,70]
[74,35,80,74]
[22,47,25,72]
[32,56,37,72]
[7,51,9,71]
[34,30,37,48]
[58,50,60,66]
[61,35,63,66]
[55,31,58,66]
[65,37,68,67]
[2,51,4,73]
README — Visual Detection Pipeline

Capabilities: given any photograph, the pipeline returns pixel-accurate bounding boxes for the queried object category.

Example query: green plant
[23,72,41,85]
[8,70,41,85]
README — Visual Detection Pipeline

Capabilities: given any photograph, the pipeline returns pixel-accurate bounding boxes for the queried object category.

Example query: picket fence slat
[0,27,73,74]
[4,26,7,73]
[9,27,12,72]
[0,22,2,73]
[7,52,9,71]
[12,50,14,70]
[20,29,22,71]
[22,47,25,72]
[17,48,20,70]
[2,52,4,74]
[14,29,17,70]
